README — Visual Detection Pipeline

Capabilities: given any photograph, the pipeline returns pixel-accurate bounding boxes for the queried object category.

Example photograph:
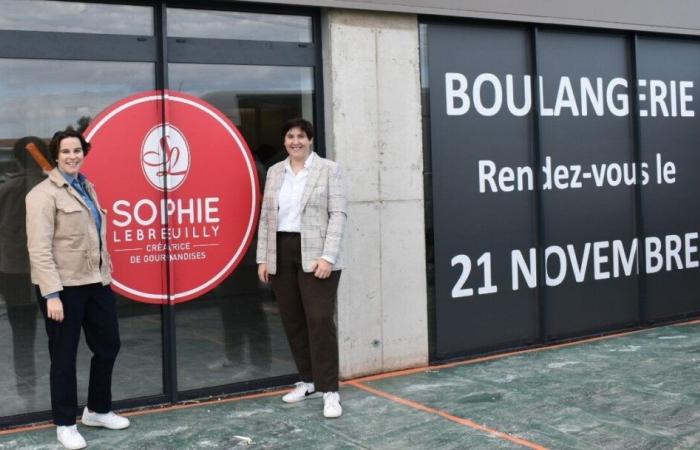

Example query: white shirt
[277,152,315,233]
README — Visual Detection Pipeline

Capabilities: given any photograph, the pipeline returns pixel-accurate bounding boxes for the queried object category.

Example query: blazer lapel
[300,155,322,210]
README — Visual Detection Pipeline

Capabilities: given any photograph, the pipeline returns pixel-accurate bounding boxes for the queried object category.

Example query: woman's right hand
[258,263,269,283]
[46,298,64,322]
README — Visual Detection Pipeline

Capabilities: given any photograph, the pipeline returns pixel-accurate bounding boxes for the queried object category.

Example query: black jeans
[38,284,120,426]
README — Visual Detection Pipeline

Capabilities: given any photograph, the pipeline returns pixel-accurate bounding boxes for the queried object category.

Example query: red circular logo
[83,90,259,304]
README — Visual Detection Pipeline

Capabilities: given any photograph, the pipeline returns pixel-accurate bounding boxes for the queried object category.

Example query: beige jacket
[26,168,112,297]
[256,153,347,274]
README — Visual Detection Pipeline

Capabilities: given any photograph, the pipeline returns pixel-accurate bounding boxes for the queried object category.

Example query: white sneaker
[323,391,342,418]
[282,381,322,403]
[81,406,130,430]
[56,425,87,450]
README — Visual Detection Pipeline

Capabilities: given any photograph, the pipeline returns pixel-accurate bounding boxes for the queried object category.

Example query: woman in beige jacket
[26,128,129,450]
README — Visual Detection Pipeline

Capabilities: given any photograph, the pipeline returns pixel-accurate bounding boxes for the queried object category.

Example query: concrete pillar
[322,9,428,378]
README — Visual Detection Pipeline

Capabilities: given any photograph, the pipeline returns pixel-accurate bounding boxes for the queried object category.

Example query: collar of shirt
[58,169,87,188]
[284,151,315,175]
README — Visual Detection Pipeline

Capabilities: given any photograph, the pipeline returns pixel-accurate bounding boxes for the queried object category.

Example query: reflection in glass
[170,63,314,390]
[0,0,153,35]
[0,58,157,417]
[170,64,314,160]
[0,137,47,410]
[0,59,153,138]
[168,8,312,42]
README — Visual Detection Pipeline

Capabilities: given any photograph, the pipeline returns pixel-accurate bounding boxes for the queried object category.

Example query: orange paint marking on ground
[125,388,287,417]
[340,366,429,384]
[351,320,700,383]
[0,388,288,436]
[680,318,700,325]
[349,381,548,450]
[0,422,53,435]
[348,332,632,383]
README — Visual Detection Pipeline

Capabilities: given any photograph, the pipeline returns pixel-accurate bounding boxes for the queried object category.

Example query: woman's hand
[258,263,269,283]
[46,298,64,322]
[311,259,332,279]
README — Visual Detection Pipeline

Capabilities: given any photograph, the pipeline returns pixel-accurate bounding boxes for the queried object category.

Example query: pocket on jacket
[56,198,81,213]
[55,200,85,237]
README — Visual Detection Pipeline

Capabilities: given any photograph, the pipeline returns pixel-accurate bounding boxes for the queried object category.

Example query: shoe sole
[282,391,323,403]
[81,418,130,430]
[323,410,343,419]
[57,438,87,450]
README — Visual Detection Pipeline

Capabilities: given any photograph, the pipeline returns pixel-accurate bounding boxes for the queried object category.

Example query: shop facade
[0,0,698,427]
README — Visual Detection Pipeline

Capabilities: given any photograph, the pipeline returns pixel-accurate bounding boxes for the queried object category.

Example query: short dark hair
[49,127,91,161]
[282,118,314,141]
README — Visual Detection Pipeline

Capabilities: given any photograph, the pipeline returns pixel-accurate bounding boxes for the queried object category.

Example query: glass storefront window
[0,2,320,426]
[0,0,153,35]
[167,8,312,42]
[0,58,158,417]
[169,63,315,390]
[170,63,314,153]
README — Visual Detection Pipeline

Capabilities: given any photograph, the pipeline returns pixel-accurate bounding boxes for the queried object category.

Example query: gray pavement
[1,320,698,449]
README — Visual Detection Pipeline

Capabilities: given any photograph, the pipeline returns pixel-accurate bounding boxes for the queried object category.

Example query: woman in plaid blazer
[257,118,347,418]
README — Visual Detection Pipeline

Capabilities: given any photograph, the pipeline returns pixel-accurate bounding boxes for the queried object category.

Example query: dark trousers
[270,232,340,392]
[37,284,120,426]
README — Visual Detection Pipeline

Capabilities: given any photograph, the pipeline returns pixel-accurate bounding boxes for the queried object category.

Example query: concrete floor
[1,320,698,449]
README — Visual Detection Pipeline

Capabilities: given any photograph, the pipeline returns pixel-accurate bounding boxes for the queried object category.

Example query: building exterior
[0,0,698,427]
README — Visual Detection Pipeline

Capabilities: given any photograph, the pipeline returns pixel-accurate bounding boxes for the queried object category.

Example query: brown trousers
[270,232,340,392]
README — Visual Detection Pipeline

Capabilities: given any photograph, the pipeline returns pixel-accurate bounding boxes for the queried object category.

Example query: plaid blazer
[256,153,347,274]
